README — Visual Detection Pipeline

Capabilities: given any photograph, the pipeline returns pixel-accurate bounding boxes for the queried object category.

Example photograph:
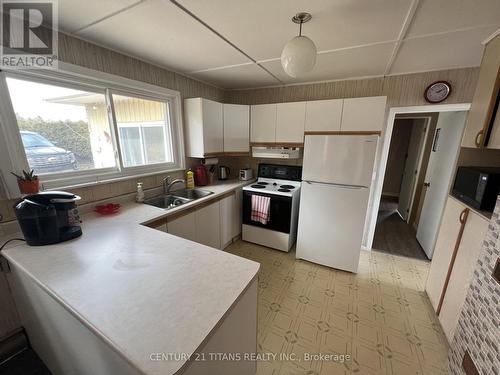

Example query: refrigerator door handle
[304,181,367,189]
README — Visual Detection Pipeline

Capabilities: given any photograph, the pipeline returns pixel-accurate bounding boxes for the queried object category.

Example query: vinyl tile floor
[226,240,449,375]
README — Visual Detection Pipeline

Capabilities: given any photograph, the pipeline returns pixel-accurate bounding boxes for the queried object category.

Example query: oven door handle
[304,181,367,190]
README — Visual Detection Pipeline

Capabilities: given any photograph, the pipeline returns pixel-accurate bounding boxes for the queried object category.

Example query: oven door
[242,191,292,233]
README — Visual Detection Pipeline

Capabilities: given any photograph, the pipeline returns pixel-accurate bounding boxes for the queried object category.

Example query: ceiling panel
[58,0,140,32]
[407,0,500,38]
[391,26,497,74]
[190,64,281,89]
[178,0,412,61]
[76,0,251,73]
[261,42,395,85]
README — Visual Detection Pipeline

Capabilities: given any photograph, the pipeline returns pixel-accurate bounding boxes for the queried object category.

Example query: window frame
[0,62,185,193]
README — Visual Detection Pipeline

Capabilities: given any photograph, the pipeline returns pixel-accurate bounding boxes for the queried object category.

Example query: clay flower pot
[18,178,40,195]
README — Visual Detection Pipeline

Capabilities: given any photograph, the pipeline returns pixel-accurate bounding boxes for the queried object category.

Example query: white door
[416,112,467,258]
[296,182,370,273]
[305,99,343,132]
[397,120,428,220]
[223,104,249,152]
[250,104,276,142]
[202,99,223,154]
[195,201,221,249]
[167,211,196,242]
[341,96,387,132]
[302,135,378,186]
[275,102,306,143]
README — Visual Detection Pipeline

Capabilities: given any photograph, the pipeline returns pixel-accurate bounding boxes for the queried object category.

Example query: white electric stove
[242,164,302,252]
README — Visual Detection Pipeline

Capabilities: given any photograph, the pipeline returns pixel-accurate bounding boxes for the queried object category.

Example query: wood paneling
[225,68,479,107]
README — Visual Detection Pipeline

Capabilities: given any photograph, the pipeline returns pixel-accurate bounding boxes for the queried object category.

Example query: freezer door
[296,181,370,273]
[302,135,378,186]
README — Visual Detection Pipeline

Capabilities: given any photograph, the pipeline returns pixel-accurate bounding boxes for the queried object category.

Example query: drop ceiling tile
[58,0,140,32]
[178,0,412,61]
[407,0,500,38]
[261,42,396,84]
[76,0,251,73]
[190,64,281,89]
[390,26,497,74]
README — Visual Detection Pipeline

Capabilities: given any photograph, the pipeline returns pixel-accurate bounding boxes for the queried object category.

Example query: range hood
[252,147,302,159]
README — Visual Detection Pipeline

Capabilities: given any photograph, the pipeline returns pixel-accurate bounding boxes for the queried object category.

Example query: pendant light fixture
[281,12,317,78]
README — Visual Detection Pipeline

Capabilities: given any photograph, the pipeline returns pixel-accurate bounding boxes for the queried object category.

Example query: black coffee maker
[14,191,82,246]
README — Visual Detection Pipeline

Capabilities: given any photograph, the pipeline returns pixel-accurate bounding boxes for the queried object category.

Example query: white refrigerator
[296,135,378,273]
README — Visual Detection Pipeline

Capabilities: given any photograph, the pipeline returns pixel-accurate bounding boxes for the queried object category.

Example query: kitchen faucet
[163,176,186,194]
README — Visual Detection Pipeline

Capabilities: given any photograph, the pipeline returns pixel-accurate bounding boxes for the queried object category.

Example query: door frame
[364,103,471,251]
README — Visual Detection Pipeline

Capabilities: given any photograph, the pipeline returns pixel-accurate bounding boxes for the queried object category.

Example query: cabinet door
[250,104,276,143]
[425,197,464,310]
[305,99,343,132]
[462,35,500,148]
[0,272,20,340]
[220,194,234,249]
[167,211,196,242]
[202,99,223,154]
[195,201,221,249]
[232,188,242,239]
[341,96,386,132]
[487,103,500,148]
[276,102,306,143]
[223,104,250,152]
[439,211,488,342]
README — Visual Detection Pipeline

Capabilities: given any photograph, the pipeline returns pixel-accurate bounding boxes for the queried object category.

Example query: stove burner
[278,188,291,193]
[251,184,266,189]
[280,185,295,189]
[257,181,268,185]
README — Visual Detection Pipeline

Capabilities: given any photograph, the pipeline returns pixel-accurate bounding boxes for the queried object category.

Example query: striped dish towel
[251,195,271,225]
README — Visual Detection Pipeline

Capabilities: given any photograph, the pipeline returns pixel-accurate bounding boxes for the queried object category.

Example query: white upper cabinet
[250,104,276,143]
[184,98,223,157]
[341,96,387,132]
[276,102,306,143]
[305,99,343,132]
[223,104,249,152]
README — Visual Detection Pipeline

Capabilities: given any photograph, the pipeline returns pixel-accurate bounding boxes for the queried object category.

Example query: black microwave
[452,166,500,212]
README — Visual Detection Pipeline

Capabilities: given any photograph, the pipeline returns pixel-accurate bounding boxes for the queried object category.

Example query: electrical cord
[0,238,26,251]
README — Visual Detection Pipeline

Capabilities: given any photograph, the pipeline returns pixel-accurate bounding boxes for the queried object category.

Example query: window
[0,67,184,191]
[112,93,173,167]
[6,77,116,175]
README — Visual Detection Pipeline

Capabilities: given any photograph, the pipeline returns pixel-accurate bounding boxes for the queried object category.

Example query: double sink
[144,188,213,210]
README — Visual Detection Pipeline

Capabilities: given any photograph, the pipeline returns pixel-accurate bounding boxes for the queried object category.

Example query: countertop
[1,179,260,375]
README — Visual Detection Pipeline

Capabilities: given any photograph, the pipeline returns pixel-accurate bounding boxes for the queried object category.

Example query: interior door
[397,120,427,220]
[416,112,467,259]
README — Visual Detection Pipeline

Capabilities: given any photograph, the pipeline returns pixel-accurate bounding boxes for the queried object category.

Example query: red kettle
[194,165,208,186]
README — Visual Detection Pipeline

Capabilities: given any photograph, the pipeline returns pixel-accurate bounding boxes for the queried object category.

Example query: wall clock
[424,81,451,103]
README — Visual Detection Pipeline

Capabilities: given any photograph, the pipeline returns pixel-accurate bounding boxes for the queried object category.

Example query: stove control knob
[273,183,277,186]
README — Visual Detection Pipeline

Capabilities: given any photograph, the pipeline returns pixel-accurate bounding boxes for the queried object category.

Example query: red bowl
[94,203,121,215]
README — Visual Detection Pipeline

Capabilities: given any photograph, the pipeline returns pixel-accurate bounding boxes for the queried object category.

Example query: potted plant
[11,169,40,195]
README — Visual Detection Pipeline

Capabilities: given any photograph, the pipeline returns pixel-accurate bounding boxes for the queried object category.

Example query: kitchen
[0,1,499,375]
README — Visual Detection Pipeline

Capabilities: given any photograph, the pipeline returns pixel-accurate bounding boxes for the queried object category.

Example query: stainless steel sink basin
[143,189,213,210]
[144,195,193,210]
[170,188,213,200]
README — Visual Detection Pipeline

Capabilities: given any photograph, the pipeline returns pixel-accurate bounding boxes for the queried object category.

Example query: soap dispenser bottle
[136,182,144,202]
[186,169,195,189]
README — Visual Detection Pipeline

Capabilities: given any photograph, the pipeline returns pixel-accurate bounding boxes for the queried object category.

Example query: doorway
[371,108,468,260]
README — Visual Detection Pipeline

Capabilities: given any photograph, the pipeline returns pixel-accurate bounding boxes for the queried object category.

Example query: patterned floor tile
[225,241,449,375]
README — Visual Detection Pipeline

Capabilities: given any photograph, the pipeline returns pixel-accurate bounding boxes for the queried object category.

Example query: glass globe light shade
[281,35,317,78]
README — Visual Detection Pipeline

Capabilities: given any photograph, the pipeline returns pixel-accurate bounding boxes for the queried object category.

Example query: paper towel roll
[202,158,219,165]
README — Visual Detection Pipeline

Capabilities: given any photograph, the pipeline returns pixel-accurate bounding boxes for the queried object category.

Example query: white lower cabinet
[195,201,221,249]
[232,188,242,239]
[167,211,196,242]
[220,194,234,249]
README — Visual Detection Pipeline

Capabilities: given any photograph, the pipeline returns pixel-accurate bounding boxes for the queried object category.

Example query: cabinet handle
[459,208,469,224]
[474,129,484,148]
